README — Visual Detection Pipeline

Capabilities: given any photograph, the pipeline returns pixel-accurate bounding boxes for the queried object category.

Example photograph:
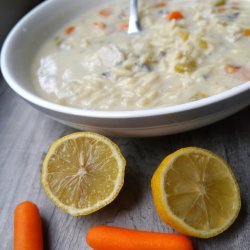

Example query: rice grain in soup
[33,0,250,111]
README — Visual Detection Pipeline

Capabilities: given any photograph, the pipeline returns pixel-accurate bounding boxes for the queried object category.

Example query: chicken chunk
[87,44,125,70]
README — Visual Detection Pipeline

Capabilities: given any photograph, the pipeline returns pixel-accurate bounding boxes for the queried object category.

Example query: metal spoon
[128,0,141,34]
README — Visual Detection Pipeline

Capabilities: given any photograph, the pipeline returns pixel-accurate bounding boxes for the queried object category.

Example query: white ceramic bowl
[1,0,250,137]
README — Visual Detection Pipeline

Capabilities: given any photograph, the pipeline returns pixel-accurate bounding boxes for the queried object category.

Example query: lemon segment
[151,147,241,238]
[41,132,126,216]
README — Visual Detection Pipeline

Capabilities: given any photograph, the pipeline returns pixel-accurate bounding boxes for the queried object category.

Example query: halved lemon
[151,147,241,238]
[41,132,126,216]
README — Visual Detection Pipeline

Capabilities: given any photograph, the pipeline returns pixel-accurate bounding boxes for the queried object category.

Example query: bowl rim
[1,0,250,119]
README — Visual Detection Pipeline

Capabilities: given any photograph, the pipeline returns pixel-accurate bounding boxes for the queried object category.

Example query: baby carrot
[167,11,184,20]
[86,226,193,250]
[14,201,43,250]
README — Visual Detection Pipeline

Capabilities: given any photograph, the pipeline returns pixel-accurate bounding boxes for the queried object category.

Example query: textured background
[0,1,249,249]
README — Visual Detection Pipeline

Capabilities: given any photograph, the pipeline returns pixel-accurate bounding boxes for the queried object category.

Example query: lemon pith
[151,147,241,238]
[41,132,126,216]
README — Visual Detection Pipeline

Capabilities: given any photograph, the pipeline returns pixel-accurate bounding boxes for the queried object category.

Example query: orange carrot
[118,22,129,32]
[14,201,43,250]
[99,9,112,17]
[167,11,184,20]
[86,226,193,250]
[65,26,75,35]
[93,21,107,29]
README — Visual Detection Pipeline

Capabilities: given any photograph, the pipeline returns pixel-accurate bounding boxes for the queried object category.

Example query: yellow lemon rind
[151,147,241,238]
[41,132,126,216]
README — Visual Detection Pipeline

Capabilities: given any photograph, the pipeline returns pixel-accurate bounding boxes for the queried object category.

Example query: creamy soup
[33,0,250,111]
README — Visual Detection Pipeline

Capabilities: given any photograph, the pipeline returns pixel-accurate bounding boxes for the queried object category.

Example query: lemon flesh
[151,147,241,238]
[41,132,126,216]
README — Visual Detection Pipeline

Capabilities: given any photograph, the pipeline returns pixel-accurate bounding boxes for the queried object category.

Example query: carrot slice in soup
[118,22,129,32]
[99,9,112,17]
[225,65,241,74]
[65,26,75,34]
[167,11,184,20]
[243,29,250,36]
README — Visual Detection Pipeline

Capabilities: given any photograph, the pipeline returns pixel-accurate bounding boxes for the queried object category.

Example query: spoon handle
[128,0,141,34]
